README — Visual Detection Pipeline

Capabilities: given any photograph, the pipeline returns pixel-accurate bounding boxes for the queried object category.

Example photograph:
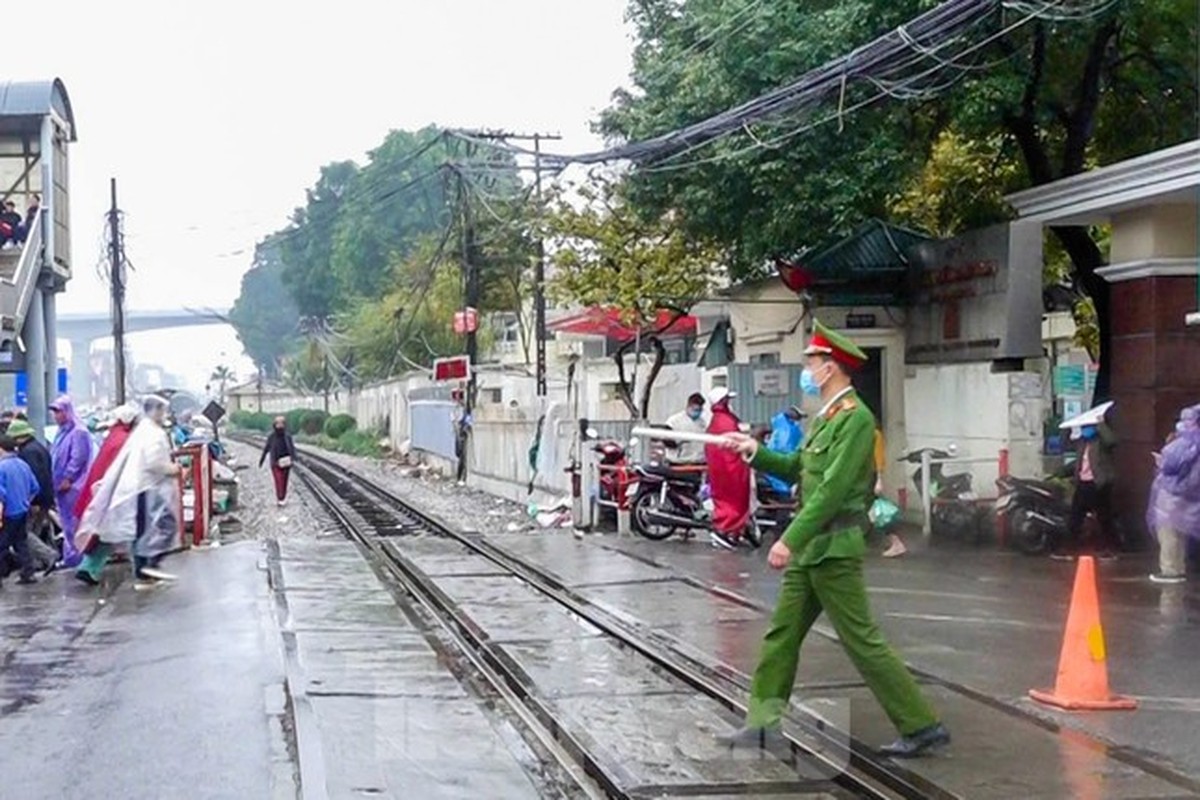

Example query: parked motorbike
[585,427,638,521]
[755,475,796,540]
[630,458,763,548]
[995,475,1070,555]
[900,446,986,542]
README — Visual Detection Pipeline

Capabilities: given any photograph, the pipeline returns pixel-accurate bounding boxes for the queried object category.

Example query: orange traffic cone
[1030,556,1137,711]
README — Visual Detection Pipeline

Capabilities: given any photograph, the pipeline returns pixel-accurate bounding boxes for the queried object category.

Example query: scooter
[630,458,763,548]
[900,446,986,543]
[586,429,637,522]
[995,474,1070,555]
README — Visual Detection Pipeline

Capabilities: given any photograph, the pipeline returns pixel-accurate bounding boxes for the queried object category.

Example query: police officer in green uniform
[717,320,950,758]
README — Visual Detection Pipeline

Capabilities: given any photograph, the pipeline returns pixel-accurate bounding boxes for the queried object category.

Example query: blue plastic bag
[869,497,900,531]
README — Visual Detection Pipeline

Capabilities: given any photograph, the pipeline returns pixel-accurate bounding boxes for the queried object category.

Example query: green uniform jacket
[752,389,876,565]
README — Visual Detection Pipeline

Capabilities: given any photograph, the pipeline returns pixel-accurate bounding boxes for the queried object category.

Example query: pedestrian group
[0,396,185,591]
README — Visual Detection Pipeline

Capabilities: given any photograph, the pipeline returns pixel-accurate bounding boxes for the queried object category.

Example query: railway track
[264,439,961,800]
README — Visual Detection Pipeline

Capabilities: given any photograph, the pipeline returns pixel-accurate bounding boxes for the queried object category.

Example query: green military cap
[804,319,868,370]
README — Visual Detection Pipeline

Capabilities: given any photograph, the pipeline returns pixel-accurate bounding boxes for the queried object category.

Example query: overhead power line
[634,0,1071,174]
[529,0,1119,168]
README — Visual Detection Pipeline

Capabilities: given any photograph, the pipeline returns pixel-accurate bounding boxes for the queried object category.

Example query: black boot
[715,725,785,749]
[879,723,950,758]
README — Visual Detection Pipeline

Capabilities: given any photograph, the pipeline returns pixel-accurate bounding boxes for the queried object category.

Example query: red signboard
[453,308,479,334]
[433,356,470,382]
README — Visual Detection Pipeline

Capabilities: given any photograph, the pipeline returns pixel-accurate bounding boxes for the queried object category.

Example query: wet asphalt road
[506,531,1200,795]
[0,542,291,800]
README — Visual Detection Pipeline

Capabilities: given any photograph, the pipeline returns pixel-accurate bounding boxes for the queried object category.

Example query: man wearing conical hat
[717,320,949,757]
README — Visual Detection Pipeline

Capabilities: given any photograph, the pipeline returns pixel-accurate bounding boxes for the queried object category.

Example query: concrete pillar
[43,290,58,403]
[39,116,55,271]
[24,287,46,437]
[69,337,91,403]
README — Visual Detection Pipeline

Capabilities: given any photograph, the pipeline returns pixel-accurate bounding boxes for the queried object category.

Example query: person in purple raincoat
[50,396,93,568]
[1146,404,1200,584]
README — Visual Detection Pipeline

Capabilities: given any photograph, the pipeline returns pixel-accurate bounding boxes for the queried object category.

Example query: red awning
[548,307,698,342]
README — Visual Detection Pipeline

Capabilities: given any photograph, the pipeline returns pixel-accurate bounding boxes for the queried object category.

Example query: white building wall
[903,362,1046,496]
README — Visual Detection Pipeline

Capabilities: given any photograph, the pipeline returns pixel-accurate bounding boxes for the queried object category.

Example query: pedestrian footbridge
[0,78,76,436]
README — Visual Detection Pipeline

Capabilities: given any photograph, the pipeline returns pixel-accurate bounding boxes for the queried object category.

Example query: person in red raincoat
[704,387,752,549]
[73,404,140,585]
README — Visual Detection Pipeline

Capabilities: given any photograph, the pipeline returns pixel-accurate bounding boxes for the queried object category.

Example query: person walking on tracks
[260,417,297,507]
[716,321,949,758]
[73,404,141,586]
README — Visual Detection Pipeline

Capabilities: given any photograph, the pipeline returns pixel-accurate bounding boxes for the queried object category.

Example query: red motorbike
[586,428,638,522]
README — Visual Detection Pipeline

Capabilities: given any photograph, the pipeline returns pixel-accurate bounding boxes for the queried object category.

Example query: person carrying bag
[260,417,298,507]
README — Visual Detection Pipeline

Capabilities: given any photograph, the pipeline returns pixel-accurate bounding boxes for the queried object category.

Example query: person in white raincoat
[77,396,183,589]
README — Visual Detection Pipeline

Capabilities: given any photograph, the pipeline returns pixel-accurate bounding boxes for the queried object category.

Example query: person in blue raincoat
[764,406,805,496]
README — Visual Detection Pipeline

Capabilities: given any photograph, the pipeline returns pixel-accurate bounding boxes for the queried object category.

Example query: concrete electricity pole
[456,168,479,415]
[107,178,127,406]
[454,130,561,397]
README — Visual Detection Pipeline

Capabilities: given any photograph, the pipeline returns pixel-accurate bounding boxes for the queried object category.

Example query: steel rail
[269,441,960,800]
[293,461,611,800]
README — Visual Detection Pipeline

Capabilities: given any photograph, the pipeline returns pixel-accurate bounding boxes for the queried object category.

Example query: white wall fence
[229,363,696,504]
[231,355,1055,511]
[229,390,353,417]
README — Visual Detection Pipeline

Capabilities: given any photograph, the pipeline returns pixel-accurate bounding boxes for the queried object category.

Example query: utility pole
[457,168,479,414]
[107,178,127,406]
[533,134,548,398]
[456,130,561,397]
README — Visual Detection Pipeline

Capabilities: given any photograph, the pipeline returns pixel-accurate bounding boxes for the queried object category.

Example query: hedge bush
[230,410,273,432]
[284,409,307,433]
[324,413,357,439]
[299,410,329,436]
[333,429,380,457]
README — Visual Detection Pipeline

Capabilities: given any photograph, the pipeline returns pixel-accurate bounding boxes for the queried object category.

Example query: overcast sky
[10,0,633,391]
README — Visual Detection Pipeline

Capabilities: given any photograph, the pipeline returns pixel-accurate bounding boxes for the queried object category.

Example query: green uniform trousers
[746,556,938,736]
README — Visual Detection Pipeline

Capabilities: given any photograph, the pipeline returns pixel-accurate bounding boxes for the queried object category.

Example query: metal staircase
[0,212,43,354]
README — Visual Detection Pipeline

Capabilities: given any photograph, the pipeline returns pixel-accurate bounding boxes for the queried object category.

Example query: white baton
[631,427,731,446]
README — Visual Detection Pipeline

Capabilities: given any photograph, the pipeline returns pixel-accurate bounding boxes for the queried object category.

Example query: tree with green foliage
[888,129,1021,238]
[329,128,459,300]
[601,0,1198,399]
[228,235,300,377]
[337,192,534,381]
[208,365,235,403]
[340,233,471,378]
[547,176,720,418]
[279,161,358,319]
[234,127,534,385]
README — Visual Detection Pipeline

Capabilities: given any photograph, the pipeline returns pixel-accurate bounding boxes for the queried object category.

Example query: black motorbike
[630,460,763,548]
[994,475,1070,555]
[755,475,796,541]
[900,447,986,543]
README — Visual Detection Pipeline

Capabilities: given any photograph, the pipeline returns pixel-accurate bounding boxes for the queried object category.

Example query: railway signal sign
[433,356,470,383]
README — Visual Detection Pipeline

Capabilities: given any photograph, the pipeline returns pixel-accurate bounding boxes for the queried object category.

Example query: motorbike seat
[641,462,705,483]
